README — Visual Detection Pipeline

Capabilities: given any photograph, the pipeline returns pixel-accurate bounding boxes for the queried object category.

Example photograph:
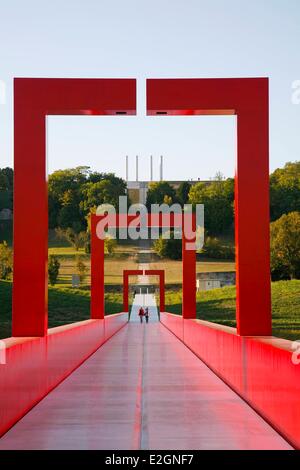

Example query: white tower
[125,155,128,182]
[136,155,139,182]
[150,155,153,181]
[160,155,163,181]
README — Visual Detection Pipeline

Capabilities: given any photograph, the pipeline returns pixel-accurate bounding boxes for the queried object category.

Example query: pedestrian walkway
[130,293,158,323]
[0,295,292,450]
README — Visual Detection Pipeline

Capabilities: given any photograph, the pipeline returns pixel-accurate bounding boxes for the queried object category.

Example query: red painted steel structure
[160,312,299,449]
[91,213,196,320]
[0,314,127,438]
[122,269,165,312]
[91,214,105,320]
[144,270,165,312]
[147,78,271,336]
[13,78,136,336]
[123,270,143,312]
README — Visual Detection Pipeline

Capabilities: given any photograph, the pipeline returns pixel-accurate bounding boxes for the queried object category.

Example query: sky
[0,0,299,181]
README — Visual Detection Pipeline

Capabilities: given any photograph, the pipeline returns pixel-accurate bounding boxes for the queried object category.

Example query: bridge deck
[0,296,292,450]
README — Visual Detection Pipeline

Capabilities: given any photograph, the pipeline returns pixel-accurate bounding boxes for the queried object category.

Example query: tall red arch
[13,78,136,336]
[147,78,271,336]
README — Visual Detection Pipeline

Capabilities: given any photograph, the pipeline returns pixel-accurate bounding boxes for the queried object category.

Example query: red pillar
[145,270,166,313]
[235,106,271,335]
[182,231,196,319]
[123,272,129,312]
[159,271,165,312]
[91,215,105,319]
[123,270,143,312]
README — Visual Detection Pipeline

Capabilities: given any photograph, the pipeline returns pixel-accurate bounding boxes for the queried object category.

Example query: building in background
[196,271,236,291]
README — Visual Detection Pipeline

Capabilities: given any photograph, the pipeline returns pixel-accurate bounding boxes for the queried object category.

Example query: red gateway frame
[147,78,271,336]
[91,212,195,321]
[13,78,136,336]
[123,269,165,313]
[13,77,271,337]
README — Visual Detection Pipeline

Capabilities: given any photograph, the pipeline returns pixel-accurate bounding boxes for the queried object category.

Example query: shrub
[75,256,87,283]
[48,255,60,286]
[0,241,13,280]
[153,232,182,260]
[270,211,300,280]
[200,236,235,260]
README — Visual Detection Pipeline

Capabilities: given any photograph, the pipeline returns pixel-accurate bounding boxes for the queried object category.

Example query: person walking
[145,307,149,324]
[138,306,144,323]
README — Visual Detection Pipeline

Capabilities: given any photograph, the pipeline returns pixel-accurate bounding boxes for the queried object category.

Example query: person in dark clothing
[145,307,149,323]
[138,307,144,323]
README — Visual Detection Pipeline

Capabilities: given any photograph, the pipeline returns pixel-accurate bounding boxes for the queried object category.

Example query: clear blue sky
[0,0,299,180]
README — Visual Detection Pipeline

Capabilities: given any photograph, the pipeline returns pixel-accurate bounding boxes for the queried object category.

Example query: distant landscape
[0,161,299,340]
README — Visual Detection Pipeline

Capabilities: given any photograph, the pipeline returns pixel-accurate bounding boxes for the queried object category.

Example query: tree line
[0,161,299,281]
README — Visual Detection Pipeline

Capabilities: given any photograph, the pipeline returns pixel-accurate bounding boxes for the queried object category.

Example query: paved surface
[0,295,292,450]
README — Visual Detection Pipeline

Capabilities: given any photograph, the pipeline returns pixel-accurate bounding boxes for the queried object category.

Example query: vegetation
[75,255,87,283]
[149,258,236,285]
[104,236,117,255]
[146,181,177,209]
[0,280,124,339]
[188,175,234,236]
[270,212,300,280]
[153,232,182,260]
[270,161,300,221]
[56,227,88,251]
[48,166,127,232]
[0,168,13,191]
[48,255,60,286]
[165,280,300,340]
[177,181,191,205]
[200,236,235,260]
[0,241,13,279]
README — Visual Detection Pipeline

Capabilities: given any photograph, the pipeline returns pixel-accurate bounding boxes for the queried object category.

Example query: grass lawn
[149,258,235,285]
[1,280,300,341]
[48,246,138,287]
[0,280,125,339]
[165,280,300,341]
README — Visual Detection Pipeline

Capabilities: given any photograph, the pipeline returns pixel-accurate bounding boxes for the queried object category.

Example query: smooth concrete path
[0,295,292,450]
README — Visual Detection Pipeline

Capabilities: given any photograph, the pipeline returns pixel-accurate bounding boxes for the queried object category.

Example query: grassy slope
[0,281,124,339]
[48,239,138,287]
[165,280,300,340]
[1,280,299,341]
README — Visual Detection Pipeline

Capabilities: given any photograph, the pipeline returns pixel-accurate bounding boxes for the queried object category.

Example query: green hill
[1,280,299,341]
[165,280,300,340]
[0,281,123,339]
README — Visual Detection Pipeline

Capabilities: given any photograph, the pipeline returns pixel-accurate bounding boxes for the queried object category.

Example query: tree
[48,167,128,231]
[270,161,300,221]
[0,241,13,279]
[188,178,234,236]
[48,255,60,286]
[0,168,13,191]
[153,231,182,260]
[80,176,127,214]
[200,236,235,260]
[75,255,87,283]
[104,237,117,255]
[270,211,300,280]
[48,167,89,230]
[176,181,191,205]
[55,227,87,251]
[146,181,177,209]
[57,189,84,231]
